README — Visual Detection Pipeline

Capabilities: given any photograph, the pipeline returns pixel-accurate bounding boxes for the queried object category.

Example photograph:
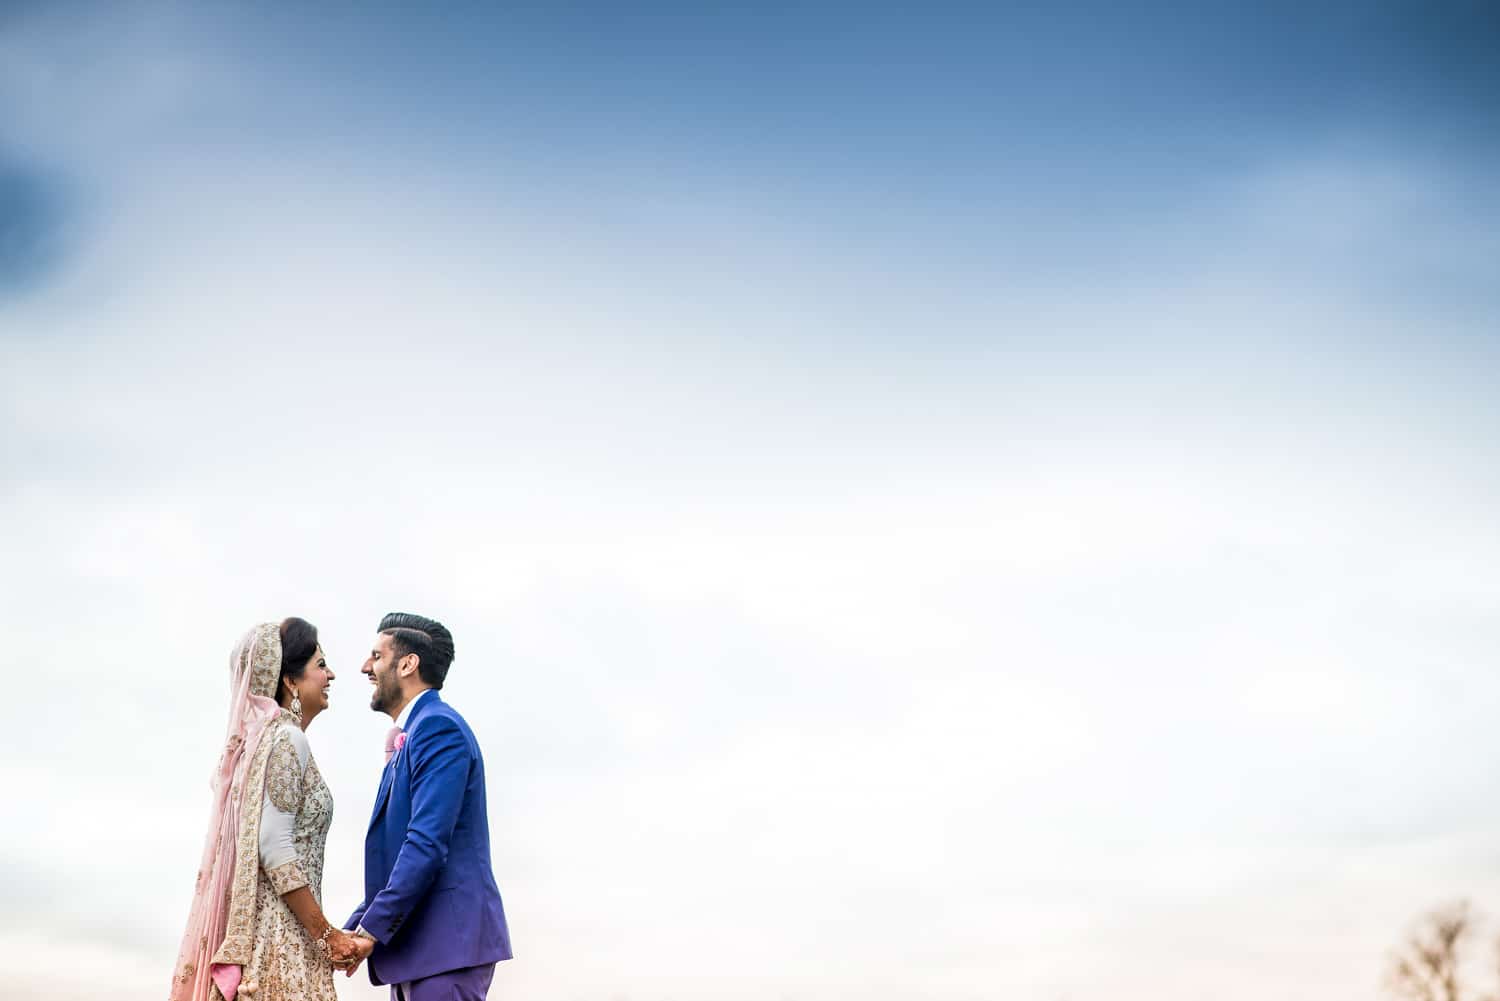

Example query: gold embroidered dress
[234,710,337,1000]
[170,624,337,1001]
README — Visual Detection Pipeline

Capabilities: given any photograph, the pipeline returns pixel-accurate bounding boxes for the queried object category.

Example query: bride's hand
[325,929,361,965]
[340,933,375,976]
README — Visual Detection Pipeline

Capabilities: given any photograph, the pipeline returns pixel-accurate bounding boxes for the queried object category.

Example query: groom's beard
[370,672,401,713]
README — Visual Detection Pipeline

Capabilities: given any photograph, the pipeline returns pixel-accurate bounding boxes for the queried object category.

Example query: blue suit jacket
[346,691,512,985]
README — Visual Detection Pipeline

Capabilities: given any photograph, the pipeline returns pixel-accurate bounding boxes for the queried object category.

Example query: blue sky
[3,4,1500,1001]
[5,1,1499,297]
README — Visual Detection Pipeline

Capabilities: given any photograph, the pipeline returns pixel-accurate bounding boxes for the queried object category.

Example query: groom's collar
[395,687,436,730]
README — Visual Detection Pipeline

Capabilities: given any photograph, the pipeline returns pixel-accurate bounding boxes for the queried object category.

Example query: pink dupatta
[168,623,284,1001]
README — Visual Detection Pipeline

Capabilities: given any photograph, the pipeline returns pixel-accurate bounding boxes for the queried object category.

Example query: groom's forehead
[372,631,394,654]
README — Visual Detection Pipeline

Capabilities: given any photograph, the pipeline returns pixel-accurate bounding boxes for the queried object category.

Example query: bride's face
[291,645,335,721]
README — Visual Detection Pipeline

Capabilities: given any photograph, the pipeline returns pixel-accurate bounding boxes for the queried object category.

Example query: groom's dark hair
[379,611,456,689]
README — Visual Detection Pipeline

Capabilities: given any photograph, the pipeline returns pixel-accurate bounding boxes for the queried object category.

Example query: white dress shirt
[394,688,433,732]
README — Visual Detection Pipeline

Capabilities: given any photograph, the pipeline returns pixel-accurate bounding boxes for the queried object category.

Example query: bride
[169,619,361,1000]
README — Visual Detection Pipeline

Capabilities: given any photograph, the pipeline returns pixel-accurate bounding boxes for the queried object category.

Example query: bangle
[315,926,335,953]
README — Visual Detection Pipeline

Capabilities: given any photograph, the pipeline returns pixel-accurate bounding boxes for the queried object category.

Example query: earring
[289,689,304,724]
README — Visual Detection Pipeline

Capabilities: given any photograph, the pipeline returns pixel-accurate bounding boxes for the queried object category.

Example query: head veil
[169,623,287,1001]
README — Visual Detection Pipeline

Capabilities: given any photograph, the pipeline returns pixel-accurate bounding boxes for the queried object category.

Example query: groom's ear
[398,652,422,679]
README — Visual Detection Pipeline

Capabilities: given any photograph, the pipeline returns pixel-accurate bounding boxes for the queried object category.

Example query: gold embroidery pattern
[241,734,337,1000]
[172,623,289,1001]
[209,710,285,972]
[209,714,338,1001]
[247,624,282,699]
[296,757,334,903]
[264,860,307,896]
[265,731,303,813]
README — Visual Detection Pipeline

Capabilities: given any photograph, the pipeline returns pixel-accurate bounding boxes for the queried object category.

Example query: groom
[343,612,512,1000]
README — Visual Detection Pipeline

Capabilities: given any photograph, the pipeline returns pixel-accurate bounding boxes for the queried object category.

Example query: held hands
[328,930,375,976]
[326,929,373,972]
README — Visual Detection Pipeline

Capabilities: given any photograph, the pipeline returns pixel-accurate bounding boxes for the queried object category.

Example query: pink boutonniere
[393,732,408,754]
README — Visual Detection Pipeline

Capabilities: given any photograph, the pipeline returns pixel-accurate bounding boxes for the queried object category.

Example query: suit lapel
[368,756,397,832]
[366,691,443,833]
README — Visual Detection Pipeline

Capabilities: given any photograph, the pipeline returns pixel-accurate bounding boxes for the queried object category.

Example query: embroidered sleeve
[265,731,304,813]
[265,859,308,895]
[258,727,308,875]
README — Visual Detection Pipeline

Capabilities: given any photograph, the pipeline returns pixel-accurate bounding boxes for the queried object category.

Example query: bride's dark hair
[277,617,320,704]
